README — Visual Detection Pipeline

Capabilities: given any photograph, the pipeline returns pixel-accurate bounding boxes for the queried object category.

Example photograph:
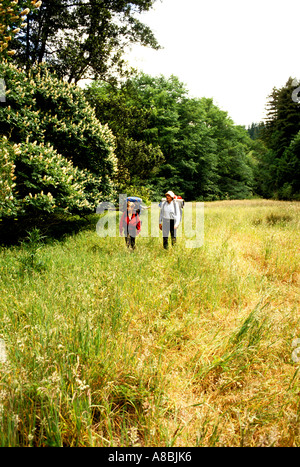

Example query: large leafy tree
[85,79,164,187]
[124,75,256,200]
[11,0,160,83]
[118,74,213,199]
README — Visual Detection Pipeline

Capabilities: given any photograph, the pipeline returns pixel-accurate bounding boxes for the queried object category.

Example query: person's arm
[136,215,141,235]
[174,201,180,229]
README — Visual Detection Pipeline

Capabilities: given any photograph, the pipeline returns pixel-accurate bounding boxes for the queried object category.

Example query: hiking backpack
[121,196,143,215]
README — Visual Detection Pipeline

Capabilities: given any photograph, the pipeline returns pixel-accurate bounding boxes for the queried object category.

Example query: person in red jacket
[119,201,141,250]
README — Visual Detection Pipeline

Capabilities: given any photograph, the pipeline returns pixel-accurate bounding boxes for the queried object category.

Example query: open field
[0,199,299,446]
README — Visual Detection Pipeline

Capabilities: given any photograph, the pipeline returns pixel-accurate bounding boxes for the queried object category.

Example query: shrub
[0,0,42,59]
[15,140,108,216]
[0,62,117,220]
[0,136,17,217]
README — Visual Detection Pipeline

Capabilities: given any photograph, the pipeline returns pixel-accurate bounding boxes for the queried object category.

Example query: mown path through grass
[0,200,299,446]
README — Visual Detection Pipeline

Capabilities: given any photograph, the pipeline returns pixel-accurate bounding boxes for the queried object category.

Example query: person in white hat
[159,191,180,249]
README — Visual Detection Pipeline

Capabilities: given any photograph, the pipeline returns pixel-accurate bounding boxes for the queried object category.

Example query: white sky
[126,0,300,127]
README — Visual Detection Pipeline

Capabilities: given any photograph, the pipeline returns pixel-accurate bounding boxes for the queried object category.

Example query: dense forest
[84,75,261,201]
[1,0,299,237]
[252,78,300,200]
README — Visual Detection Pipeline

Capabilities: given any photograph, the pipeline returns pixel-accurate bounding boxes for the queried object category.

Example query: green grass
[0,199,299,446]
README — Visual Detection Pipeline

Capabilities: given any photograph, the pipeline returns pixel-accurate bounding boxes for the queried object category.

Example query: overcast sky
[126,0,300,127]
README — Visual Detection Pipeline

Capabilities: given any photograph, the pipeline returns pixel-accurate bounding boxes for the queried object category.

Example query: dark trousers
[162,218,176,249]
[125,233,136,249]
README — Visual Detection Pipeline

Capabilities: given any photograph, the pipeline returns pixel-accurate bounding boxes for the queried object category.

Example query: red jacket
[119,212,141,237]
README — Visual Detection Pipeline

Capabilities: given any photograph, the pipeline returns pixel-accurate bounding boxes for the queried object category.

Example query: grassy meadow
[0,199,299,447]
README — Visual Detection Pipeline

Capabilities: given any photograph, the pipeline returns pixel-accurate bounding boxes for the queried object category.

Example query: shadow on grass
[0,213,100,247]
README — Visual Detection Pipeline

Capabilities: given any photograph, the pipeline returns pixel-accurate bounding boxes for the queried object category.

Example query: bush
[0,62,117,220]
[14,140,108,216]
[0,136,17,217]
[0,0,42,59]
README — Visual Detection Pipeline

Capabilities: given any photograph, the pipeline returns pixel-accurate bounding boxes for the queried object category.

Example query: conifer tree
[257,78,300,199]
[263,78,300,157]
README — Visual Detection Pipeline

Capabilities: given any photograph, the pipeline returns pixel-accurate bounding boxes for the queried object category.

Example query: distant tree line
[250,78,300,200]
[84,74,300,202]
[1,0,299,244]
[85,74,265,201]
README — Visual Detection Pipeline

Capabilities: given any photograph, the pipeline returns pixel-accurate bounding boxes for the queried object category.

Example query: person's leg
[162,218,170,249]
[126,233,130,247]
[170,219,176,246]
[130,236,136,250]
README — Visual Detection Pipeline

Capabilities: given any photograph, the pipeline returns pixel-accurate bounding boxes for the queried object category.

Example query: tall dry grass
[0,199,299,446]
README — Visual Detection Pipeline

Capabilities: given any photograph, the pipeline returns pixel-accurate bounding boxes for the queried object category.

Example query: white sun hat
[165,191,175,198]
